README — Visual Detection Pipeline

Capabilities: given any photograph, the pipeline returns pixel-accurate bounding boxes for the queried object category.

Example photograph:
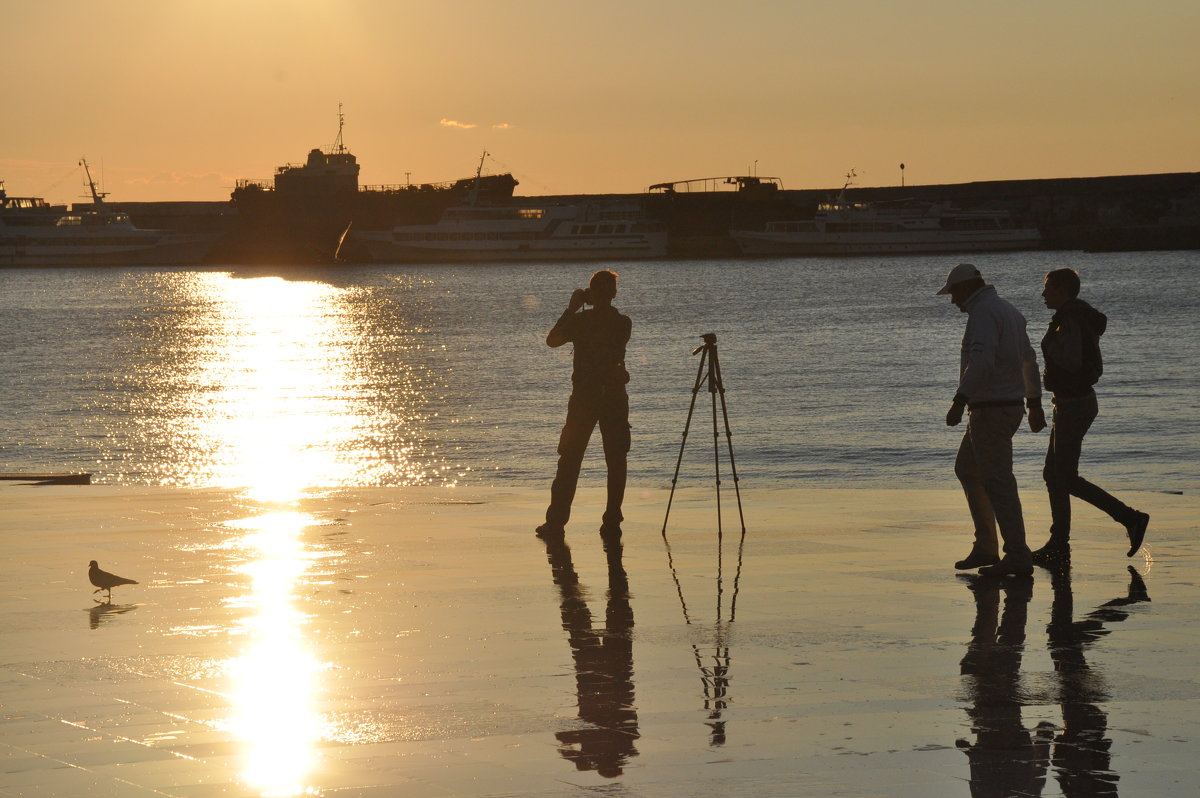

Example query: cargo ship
[224,110,518,264]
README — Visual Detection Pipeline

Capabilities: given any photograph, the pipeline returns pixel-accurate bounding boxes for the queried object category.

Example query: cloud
[440,118,478,130]
[491,123,513,130]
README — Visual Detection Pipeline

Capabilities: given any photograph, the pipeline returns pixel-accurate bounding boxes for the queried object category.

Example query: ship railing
[648,175,784,193]
[235,179,274,191]
[360,181,461,193]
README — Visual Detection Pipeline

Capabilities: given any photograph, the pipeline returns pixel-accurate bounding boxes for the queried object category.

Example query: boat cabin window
[766,221,819,233]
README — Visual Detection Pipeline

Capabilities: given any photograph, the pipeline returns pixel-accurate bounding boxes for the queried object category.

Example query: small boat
[353,153,668,263]
[731,173,1042,256]
[0,161,212,266]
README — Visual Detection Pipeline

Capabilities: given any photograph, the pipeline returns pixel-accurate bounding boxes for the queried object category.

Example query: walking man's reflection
[542,536,639,778]
[1045,564,1148,797]
[958,575,1051,797]
[958,566,1149,797]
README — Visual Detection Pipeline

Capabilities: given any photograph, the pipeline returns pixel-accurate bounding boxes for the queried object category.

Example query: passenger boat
[731,175,1041,256]
[353,154,668,263]
[0,161,212,266]
[354,200,668,263]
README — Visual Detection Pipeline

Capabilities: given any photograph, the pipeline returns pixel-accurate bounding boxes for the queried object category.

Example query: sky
[3,0,1198,204]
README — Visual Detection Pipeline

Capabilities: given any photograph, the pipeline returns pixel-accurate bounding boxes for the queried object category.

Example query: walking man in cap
[939,263,1045,577]
[1031,267,1150,564]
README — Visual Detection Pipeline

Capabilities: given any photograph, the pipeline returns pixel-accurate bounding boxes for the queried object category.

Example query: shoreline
[3,483,1196,796]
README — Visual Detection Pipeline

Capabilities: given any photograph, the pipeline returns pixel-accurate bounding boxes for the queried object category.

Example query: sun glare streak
[226,511,324,797]
[201,275,361,502]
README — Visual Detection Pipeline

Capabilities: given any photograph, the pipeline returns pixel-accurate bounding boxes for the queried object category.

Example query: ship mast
[79,159,108,206]
[467,150,489,205]
[332,103,347,154]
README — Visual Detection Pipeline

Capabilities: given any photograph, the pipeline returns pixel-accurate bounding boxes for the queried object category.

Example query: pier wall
[93,172,1200,263]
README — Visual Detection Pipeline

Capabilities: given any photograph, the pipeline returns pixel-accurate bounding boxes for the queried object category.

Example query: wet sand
[2,483,1196,797]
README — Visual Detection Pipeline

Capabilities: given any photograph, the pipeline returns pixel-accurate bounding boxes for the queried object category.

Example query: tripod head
[692,332,718,355]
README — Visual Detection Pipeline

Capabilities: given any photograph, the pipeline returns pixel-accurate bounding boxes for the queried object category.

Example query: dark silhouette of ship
[219,109,518,264]
[68,109,1198,264]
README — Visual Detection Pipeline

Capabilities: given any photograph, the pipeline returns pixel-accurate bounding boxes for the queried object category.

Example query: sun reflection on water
[134,271,453,495]
[202,276,361,502]
[225,511,325,797]
[191,276,367,794]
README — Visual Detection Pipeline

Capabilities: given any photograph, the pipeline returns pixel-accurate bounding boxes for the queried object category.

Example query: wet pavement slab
[2,485,1196,796]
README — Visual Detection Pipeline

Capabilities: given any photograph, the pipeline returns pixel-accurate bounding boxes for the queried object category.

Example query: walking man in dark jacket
[1031,268,1150,564]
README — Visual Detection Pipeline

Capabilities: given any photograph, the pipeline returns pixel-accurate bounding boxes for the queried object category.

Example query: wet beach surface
[2,484,1196,797]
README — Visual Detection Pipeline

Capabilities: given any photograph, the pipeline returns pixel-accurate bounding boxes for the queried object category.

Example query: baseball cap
[936,263,982,295]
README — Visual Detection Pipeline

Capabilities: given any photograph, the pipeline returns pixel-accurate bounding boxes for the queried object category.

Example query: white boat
[355,201,668,263]
[0,161,212,266]
[732,175,1041,256]
[353,154,668,263]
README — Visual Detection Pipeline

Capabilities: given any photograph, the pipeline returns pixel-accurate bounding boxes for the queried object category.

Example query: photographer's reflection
[541,535,639,778]
[958,566,1150,797]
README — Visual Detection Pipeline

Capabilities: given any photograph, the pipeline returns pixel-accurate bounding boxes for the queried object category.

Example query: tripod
[660,333,746,746]
[662,333,747,542]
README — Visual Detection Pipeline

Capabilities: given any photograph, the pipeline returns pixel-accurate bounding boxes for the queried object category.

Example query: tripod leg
[710,349,747,535]
[709,347,748,626]
[709,360,724,621]
[662,348,710,534]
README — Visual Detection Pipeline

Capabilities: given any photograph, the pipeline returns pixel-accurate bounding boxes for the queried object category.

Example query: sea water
[1,251,1196,495]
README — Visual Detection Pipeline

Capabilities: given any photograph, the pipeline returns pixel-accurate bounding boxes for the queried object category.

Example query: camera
[582,287,594,305]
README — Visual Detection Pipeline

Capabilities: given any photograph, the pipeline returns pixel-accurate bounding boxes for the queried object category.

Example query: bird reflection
[541,536,638,778]
[958,565,1150,797]
[86,602,138,629]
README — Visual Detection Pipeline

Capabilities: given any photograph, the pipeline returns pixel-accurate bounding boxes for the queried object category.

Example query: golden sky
[4,0,1198,203]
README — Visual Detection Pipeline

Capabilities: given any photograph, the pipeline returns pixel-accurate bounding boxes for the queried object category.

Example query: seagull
[88,560,138,600]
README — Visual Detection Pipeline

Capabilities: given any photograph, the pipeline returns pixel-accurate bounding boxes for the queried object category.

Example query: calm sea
[1,251,1196,496]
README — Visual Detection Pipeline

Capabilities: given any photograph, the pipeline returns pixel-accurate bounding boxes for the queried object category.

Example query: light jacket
[957,284,1041,404]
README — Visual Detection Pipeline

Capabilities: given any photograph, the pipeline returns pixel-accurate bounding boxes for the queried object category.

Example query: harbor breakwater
[82,171,1200,264]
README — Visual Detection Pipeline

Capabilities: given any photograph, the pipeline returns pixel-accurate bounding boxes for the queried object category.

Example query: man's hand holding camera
[568,288,592,313]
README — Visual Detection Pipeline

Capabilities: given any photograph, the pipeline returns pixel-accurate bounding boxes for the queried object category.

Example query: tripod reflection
[660,332,748,747]
[542,536,638,778]
[958,565,1150,797]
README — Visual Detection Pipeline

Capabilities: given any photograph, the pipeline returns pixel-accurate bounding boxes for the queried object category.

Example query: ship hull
[0,237,212,266]
[354,232,667,263]
[733,230,1042,256]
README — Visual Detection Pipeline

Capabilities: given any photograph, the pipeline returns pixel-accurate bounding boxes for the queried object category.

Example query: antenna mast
[332,103,346,154]
[78,158,108,205]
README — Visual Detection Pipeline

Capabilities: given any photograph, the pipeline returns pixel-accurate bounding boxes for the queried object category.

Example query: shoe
[1031,541,1071,566]
[1125,511,1149,557]
[535,523,565,539]
[978,556,1034,577]
[955,549,1001,570]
